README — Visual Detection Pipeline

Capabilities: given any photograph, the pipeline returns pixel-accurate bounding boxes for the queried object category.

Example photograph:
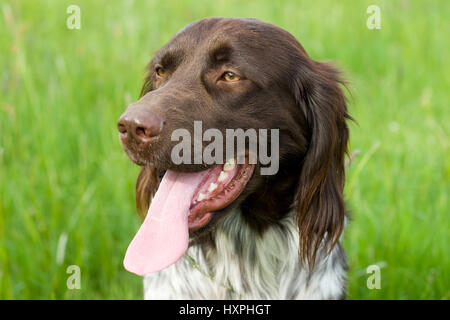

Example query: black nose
[117,107,164,145]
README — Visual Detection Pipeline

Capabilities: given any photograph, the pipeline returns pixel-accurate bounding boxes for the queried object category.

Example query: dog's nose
[117,107,164,144]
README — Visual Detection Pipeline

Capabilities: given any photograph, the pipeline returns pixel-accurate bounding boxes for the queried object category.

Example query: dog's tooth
[208,182,218,192]
[224,158,236,171]
[218,171,228,182]
[197,193,206,202]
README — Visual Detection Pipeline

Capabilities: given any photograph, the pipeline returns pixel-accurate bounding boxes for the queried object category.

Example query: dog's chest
[143,212,347,299]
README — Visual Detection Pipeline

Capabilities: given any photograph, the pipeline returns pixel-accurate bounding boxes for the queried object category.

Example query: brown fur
[120,18,351,268]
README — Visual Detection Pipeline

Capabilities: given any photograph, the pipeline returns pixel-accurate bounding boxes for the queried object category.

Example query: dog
[117,17,351,299]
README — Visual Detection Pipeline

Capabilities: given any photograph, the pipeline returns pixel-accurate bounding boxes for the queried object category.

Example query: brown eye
[155,66,165,77]
[223,71,240,82]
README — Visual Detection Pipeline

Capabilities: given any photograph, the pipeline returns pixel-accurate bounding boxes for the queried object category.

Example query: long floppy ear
[135,68,159,218]
[136,166,159,218]
[292,60,350,269]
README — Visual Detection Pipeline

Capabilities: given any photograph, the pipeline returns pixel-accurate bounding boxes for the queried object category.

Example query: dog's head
[118,18,350,273]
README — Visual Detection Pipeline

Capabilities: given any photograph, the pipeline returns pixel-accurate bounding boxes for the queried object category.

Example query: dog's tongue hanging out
[123,160,254,276]
[123,170,209,276]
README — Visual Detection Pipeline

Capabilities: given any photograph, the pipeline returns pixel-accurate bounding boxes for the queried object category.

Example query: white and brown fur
[118,18,352,300]
[143,208,347,299]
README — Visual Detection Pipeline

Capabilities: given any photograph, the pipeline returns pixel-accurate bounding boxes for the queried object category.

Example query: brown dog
[118,18,350,299]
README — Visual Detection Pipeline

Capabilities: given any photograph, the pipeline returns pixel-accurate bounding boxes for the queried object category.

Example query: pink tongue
[123,169,210,276]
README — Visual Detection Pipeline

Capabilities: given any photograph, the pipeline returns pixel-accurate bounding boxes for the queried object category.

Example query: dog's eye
[223,71,240,82]
[155,66,165,77]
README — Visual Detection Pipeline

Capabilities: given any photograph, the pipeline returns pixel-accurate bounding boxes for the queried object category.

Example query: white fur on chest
[143,209,346,299]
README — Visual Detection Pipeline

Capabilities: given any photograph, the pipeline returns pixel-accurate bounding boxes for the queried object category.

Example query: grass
[0,0,448,299]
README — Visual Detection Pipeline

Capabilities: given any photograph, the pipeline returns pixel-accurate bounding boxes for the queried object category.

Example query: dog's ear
[136,166,159,218]
[291,60,350,269]
[135,67,158,218]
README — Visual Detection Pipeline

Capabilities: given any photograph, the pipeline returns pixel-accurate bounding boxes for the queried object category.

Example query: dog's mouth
[123,156,255,276]
[188,158,254,230]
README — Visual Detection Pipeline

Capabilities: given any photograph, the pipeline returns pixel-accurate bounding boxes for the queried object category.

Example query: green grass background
[0,0,448,299]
